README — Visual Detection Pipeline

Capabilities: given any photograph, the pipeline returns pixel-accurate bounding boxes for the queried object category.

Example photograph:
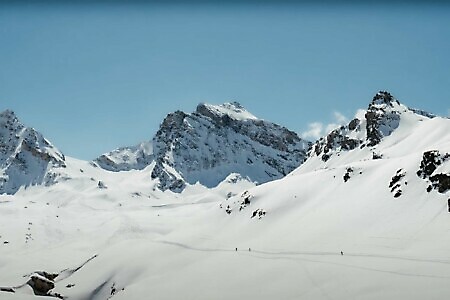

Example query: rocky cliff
[0,110,65,194]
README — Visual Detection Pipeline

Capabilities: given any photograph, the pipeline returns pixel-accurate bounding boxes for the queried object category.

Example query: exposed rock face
[429,174,450,193]
[417,150,450,194]
[95,141,153,172]
[27,272,58,296]
[0,110,65,195]
[151,102,310,191]
[96,102,311,192]
[390,169,406,198]
[312,91,426,162]
[313,125,362,162]
[343,167,353,182]
[417,150,447,178]
[365,91,401,147]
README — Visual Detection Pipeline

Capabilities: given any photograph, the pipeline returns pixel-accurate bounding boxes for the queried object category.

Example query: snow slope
[1,92,450,300]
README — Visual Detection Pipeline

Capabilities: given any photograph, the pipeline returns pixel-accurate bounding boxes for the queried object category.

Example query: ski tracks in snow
[158,239,450,280]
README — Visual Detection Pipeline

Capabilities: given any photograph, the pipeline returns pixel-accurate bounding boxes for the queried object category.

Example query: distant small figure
[235,247,237,251]
[249,248,251,252]
[341,251,344,256]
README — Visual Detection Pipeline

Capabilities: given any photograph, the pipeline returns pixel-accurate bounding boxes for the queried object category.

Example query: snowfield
[1,94,450,300]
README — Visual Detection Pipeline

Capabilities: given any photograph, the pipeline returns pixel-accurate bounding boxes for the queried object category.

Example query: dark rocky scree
[417,150,450,194]
[389,169,406,198]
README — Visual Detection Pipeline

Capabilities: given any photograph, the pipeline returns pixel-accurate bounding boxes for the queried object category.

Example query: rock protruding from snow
[390,169,406,198]
[0,110,66,195]
[365,91,401,146]
[151,102,310,191]
[311,91,431,162]
[417,150,450,194]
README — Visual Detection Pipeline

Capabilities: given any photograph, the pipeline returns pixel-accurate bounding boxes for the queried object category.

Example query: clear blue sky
[1,1,449,160]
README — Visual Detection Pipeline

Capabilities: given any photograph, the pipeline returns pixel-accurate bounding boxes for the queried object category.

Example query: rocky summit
[0,110,65,195]
[96,102,311,192]
[311,91,431,162]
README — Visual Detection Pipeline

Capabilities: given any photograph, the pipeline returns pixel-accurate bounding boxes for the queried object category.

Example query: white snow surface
[1,103,450,299]
[0,96,450,300]
[199,101,259,120]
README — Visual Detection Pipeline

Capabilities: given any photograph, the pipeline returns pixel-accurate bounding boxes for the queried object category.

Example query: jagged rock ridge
[96,102,311,192]
[0,110,65,195]
[311,91,430,162]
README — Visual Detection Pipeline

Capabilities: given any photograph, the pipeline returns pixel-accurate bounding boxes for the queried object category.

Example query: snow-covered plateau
[1,92,450,300]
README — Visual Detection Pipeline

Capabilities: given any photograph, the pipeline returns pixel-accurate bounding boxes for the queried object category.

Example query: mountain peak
[371,90,399,106]
[0,109,17,118]
[97,101,310,192]
[0,109,21,127]
[196,102,258,122]
[311,91,437,163]
[0,110,65,194]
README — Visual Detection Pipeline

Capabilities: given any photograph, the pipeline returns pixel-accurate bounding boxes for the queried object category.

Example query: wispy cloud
[301,111,349,140]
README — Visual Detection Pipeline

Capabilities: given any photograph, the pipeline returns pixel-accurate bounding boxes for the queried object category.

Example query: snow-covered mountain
[310,91,436,164]
[96,102,311,192]
[0,110,65,195]
[1,91,450,300]
[95,141,153,172]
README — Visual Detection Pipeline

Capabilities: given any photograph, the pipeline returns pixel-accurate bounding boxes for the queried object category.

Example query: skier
[341,251,344,256]
[235,247,237,251]
[249,248,251,252]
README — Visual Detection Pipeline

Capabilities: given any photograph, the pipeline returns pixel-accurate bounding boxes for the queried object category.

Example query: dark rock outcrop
[27,272,58,296]
[96,102,311,192]
[311,91,433,162]
[343,167,353,182]
[417,150,447,179]
[417,150,450,194]
[429,174,450,193]
[365,91,401,147]
[150,102,310,191]
[251,208,266,219]
[390,169,405,198]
